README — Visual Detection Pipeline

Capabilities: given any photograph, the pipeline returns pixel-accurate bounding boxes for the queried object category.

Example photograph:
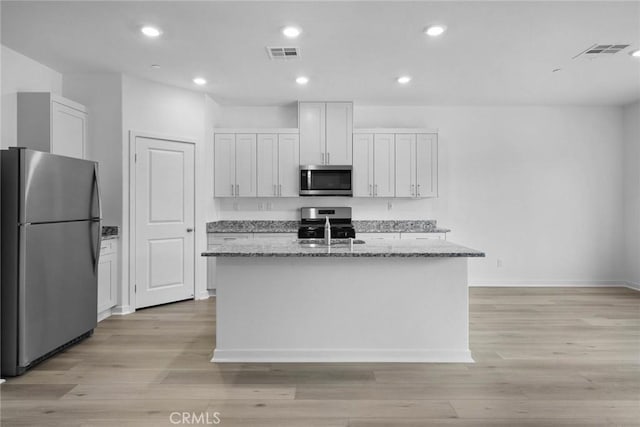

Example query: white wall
[1,45,62,148]
[121,75,211,309]
[622,101,640,288]
[214,105,626,286]
[217,104,297,128]
[63,73,123,227]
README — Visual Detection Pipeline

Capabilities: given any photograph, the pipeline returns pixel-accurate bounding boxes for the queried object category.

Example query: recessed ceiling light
[630,49,640,58]
[283,26,302,38]
[296,76,309,85]
[425,25,446,37]
[397,76,412,84]
[193,77,207,86]
[141,26,162,38]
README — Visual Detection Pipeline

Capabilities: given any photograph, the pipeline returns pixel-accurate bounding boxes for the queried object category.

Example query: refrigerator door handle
[93,164,102,220]
[93,219,102,273]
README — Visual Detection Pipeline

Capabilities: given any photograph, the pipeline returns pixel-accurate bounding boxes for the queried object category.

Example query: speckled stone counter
[207,220,298,233]
[353,220,450,233]
[207,220,449,234]
[202,238,483,258]
[101,226,119,239]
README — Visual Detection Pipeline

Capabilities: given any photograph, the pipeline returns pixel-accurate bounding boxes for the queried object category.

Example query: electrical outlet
[497,258,503,268]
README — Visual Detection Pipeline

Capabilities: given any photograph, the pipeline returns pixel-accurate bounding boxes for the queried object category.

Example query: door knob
[187,228,194,232]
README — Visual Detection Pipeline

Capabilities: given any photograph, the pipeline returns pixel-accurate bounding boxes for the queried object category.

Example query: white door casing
[134,136,195,309]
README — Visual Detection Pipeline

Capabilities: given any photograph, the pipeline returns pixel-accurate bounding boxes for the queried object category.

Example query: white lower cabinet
[97,238,118,321]
[253,232,297,240]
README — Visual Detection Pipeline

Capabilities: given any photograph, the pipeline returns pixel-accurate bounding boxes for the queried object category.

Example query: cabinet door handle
[369,184,372,196]
[231,184,234,196]
[273,184,277,196]
[236,184,240,195]
[279,184,282,196]
[411,184,415,196]
[374,184,378,196]
[327,152,330,164]
[417,184,421,197]
[321,153,325,164]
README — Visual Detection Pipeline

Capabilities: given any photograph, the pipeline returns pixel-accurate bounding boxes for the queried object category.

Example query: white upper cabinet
[18,92,87,159]
[353,133,395,197]
[395,133,438,198]
[214,134,236,197]
[325,102,353,165]
[256,133,300,197]
[277,134,300,197]
[395,134,416,198]
[234,134,257,197]
[299,102,326,165]
[214,133,257,197]
[257,134,278,197]
[416,134,438,197]
[373,134,395,197]
[353,133,374,197]
[299,101,352,165]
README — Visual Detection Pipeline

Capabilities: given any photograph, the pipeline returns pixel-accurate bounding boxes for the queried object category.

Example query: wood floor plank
[1,287,637,426]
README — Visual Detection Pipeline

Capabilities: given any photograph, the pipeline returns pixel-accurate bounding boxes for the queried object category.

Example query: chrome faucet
[324,216,331,246]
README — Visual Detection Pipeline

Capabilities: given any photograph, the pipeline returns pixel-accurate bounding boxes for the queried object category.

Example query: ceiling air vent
[573,43,631,59]
[266,47,300,60]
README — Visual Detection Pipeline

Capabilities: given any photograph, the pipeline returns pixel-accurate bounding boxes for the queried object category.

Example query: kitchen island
[202,238,484,363]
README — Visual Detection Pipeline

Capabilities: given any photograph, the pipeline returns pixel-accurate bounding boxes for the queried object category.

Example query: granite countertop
[101,225,119,239]
[202,238,484,258]
[207,220,450,233]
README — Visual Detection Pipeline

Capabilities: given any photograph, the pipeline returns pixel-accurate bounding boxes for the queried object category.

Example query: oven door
[300,166,352,196]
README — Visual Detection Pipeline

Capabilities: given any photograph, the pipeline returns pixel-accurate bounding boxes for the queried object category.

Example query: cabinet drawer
[208,233,253,245]
[357,232,401,240]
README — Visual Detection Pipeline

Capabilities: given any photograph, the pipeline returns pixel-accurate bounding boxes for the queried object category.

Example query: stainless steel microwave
[299,165,353,196]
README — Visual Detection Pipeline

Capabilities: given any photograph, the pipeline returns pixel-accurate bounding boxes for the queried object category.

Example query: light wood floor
[1,287,638,426]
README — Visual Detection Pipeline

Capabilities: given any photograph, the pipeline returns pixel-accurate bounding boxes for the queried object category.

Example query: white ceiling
[2,1,639,106]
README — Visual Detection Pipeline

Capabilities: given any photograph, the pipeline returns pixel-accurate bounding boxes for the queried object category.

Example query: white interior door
[135,136,195,309]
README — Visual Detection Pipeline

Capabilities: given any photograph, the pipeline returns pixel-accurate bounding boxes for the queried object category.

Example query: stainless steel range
[298,207,356,239]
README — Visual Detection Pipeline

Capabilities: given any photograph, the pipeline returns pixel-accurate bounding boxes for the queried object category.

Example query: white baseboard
[469,280,639,291]
[97,308,114,322]
[111,305,134,315]
[625,280,640,290]
[0,379,5,384]
[212,349,474,363]
[195,290,211,300]
[208,289,216,297]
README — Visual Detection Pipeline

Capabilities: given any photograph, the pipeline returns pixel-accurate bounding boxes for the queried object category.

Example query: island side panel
[213,256,472,363]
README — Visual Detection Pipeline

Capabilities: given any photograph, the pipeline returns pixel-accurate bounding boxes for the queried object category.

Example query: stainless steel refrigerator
[1,147,101,376]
